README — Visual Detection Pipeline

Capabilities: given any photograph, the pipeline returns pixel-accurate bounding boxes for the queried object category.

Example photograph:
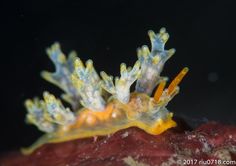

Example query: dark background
[1,0,236,152]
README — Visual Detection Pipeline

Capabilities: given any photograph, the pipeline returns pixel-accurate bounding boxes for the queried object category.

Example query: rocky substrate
[1,122,236,166]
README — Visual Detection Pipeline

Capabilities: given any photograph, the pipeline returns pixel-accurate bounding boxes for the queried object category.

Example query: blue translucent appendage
[71,58,105,111]
[43,92,76,125]
[135,28,175,95]
[25,92,75,132]
[25,98,56,133]
[41,43,81,109]
[100,61,141,104]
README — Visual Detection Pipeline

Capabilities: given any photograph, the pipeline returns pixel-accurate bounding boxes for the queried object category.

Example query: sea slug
[22,28,188,155]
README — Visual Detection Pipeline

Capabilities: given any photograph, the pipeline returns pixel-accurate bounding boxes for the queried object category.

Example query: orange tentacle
[154,80,166,102]
[168,67,189,95]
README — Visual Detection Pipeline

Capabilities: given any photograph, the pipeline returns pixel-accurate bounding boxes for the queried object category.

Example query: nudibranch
[22,28,188,155]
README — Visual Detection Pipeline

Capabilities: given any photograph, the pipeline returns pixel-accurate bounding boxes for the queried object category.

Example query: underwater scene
[1,0,236,165]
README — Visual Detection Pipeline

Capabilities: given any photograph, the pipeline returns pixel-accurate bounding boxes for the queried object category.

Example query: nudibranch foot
[23,28,188,155]
[22,93,176,155]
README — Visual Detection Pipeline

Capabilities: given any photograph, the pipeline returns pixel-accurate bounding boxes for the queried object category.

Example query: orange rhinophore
[22,28,188,155]
[168,67,189,95]
[154,79,167,102]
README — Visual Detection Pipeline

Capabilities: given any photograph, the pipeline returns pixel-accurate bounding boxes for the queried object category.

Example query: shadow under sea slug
[22,28,189,155]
